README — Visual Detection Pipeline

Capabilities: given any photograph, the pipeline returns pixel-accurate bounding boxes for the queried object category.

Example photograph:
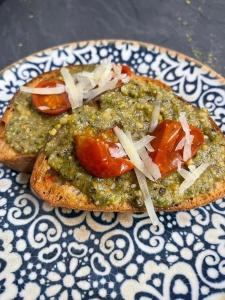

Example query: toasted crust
[0,66,80,172]
[30,76,225,211]
[31,152,225,212]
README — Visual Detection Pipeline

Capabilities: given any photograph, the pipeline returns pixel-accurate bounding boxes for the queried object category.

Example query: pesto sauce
[45,79,225,208]
[5,65,95,154]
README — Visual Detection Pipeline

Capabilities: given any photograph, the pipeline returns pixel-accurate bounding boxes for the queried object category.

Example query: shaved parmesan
[73,59,131,102]
[125,132,160,225]
[179,112,194,161]
[112,64,130,84]
[109,143,126,158]
[188,165,196,172]
[75,72,96,88]
[109,136,155,159]
[60,67,83,109]
[145,143,155,153]
[134,135,155,151]
[85,78,118,101]
[172,158,183,170]
[20,85,65,94]
[178,168,190,179]
[139,147,161,180]
[134,168,160,226]
[175,137,185,151]
[149,103,161,132]
[113,127,153,181]
[178,163,210,194]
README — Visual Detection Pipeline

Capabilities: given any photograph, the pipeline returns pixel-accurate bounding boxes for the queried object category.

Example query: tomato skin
[116,65,133,88]
[121,65,133,76]
[32,79,71,115]
[74,135,134,178]
[150,120,204,177]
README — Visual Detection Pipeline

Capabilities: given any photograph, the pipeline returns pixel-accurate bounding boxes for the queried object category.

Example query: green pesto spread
[5,65,95,154]
[44,79,225,208]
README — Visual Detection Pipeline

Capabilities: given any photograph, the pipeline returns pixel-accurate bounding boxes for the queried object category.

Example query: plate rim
[0,39,225,85]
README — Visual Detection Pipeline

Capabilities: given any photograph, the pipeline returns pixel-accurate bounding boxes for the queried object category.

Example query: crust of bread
[30,76,225,211]
[31,151,225,212]
[0,66,78,172]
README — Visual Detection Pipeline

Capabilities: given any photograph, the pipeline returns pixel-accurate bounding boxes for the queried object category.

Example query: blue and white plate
[0,40,225,300]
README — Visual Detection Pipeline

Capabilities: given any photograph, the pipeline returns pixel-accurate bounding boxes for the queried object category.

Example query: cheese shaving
[172,158,183,170]
[145,143,155,153]
[60,68,83,109]
[149,103,161,132]
[113,127,153,180]
[109,143,126,158]
[74,59,131,102]
[175,137,185,151]
[110,136,155,159]
[138,147,161,180]
[125,132,160,225]
[135,135,155,151]
[20,85,65,95]
[179,112,194,161]
[134,168,160,226]
[178,163,210,194]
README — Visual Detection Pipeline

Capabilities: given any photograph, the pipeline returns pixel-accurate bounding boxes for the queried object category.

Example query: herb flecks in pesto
[45,79,225,208]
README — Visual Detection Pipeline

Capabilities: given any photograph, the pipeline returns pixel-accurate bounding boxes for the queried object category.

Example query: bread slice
[30,152,225,212]
[30,76,225,212]
[0,65,88,172]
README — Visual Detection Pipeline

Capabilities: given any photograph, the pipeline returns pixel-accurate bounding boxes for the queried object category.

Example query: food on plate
[0,65,95,172]
[29,60,225,224]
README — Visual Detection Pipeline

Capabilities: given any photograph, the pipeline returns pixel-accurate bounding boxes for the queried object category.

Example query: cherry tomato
[116,65,133,88]
[32,79,71,115]
[121,65,133,76]
[150,120,204,176]
[74,135,134,178]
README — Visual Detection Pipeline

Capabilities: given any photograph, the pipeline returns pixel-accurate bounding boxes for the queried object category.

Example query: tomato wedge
[32,79,71,115]
[150,120,204,177]
[74,135,134,178]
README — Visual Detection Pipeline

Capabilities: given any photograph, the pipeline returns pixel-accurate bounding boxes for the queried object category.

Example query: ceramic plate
[0,40,225,300]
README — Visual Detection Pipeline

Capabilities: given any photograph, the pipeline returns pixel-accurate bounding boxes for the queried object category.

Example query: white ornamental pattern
[0,40,225,300]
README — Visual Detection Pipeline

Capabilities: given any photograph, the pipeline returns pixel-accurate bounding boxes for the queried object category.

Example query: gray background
[0,0,225,76]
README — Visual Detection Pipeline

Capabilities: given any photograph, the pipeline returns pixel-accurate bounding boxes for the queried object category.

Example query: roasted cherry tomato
[74,135,134,178]
[121,65,133,76]
[150,120,204,177]
[116,65,133,88]
[32,79,71,115]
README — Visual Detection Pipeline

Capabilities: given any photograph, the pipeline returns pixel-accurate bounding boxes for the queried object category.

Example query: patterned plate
[0,40,225,300]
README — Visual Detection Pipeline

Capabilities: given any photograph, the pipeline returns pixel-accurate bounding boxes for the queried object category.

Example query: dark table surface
[0,0,225,76]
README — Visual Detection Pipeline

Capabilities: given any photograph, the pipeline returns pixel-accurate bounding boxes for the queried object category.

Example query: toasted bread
[0,65,91,172]
[30,76,225,212]
[30,151,225,212]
